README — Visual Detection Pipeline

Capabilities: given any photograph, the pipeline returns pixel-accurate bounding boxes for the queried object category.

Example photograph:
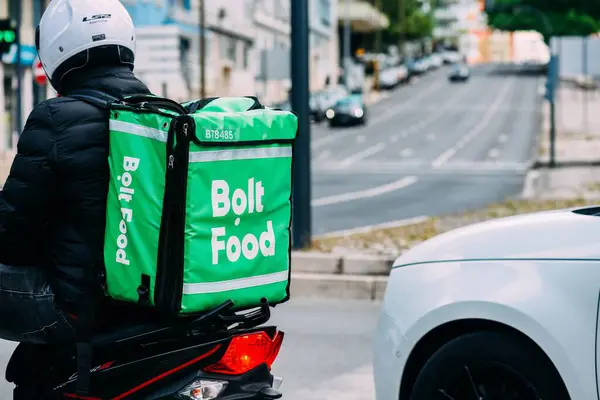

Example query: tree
[379,0,435,44]
[486,0,600,42]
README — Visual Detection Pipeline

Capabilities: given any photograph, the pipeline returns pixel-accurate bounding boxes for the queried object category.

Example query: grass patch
[311,198,598,256]
[586,182,600,192]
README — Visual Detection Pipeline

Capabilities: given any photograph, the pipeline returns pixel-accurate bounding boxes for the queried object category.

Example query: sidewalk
[525,83,600,200]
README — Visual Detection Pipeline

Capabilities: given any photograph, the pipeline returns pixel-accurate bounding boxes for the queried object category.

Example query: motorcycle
[6,299,284,399]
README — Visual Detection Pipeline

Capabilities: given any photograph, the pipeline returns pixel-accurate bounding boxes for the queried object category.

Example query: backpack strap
[67,87,119,394]
[69,89,120,109]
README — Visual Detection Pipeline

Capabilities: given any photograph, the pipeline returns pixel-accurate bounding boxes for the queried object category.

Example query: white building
[253,0,338,105]
[125,0,257,102]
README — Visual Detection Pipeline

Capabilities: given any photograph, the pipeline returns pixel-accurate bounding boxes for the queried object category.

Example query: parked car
[448,63,470,82]
[378,67,400,90]
[412,58,428,75]
[310,92,329,123]
[325,94,367,127]
[321,86,349,110]
[396,64,409,83]
[429,53,444,69]
[373,205,600,400]
[404,58,419,79]
[442,50,462,64]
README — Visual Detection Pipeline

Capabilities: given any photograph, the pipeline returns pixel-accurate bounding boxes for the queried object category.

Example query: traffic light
[0,19,17,55]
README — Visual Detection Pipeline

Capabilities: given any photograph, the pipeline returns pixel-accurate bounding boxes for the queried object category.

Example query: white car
[442,50,463,64]
[373,206,600,400]
[378,67,401,89]
[396,64,409,83]
[429,53,443,69]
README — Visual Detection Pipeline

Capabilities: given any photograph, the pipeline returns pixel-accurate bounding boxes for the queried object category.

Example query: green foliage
[486,0,600,41]
[379,0,434,41]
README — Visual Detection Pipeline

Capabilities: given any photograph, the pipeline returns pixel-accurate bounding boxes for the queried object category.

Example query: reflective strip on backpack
[110,120,168,142]
[189,146,292,163]
[182,270,289,294]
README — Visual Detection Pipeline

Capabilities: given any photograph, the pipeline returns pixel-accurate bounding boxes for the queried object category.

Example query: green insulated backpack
[71,90,298,316]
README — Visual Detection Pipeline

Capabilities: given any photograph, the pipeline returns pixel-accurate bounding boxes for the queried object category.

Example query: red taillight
[204,330,284,375]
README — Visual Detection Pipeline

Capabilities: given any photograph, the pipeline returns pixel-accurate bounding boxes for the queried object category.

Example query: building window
[274,0,288,21]
[220,35,237,64]
[319,0,331,26]
[244,0,254,18]
[243,43,251,69]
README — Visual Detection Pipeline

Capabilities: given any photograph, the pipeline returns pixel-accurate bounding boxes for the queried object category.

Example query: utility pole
[343,0,351,87]
[398,0,406,56]
[15,0,22,138]
[290,0,311,249]
[375,0,382,53]
[583,36,588,136]
[199,0,206,98]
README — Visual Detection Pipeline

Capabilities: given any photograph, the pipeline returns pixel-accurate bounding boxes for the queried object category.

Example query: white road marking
[426,134,436,141]
[316,216,429,238]
[432,78,515,167]
[313,160,529,174]
[395,105,537,113]
[283,364,375,400]
[311,176,418,207]
[337,143,386,166]
[390,135,398,143]
[498,134,508,143]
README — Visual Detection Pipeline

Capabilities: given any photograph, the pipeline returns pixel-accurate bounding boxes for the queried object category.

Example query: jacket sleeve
[0,102,57,259]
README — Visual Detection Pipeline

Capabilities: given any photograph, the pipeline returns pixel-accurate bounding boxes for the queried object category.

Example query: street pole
[343,0,351,87]
[290,0,312,249]
[15,0,22,139]
[583,36,588,136]
[548,53,558,168]
[199,0,206,98]
[374,0,382,53]
[399,0,406,56]
[549,95,556,167]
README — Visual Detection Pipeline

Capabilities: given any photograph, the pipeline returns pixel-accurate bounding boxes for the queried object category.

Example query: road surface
[0,299,380,400]
[311,64,542,234]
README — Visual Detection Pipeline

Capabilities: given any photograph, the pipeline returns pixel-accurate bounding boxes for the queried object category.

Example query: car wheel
[411,331,569,400]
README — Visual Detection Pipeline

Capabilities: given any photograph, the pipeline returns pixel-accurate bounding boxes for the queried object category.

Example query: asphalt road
[0,299,379,400]
[311,64,542,234]
[270,298,380,400]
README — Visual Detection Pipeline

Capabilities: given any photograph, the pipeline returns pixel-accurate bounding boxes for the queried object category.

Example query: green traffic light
[0,30,16,43]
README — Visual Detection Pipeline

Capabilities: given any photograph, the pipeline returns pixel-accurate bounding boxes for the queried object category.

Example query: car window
[335,97,360,107]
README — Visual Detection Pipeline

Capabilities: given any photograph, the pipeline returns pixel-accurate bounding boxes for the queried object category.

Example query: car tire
[410,331,569,400]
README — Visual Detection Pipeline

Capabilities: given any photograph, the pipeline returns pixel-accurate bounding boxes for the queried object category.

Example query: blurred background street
[0,0,599,398]
[311,63,541,233]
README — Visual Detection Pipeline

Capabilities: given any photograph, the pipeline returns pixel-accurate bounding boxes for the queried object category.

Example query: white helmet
[36,0,136,90]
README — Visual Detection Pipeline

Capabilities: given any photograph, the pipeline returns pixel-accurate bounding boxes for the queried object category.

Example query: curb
[291,272,388,301]
[292,251,396,275]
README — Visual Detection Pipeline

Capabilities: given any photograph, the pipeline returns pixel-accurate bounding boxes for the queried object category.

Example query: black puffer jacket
[0,66,151,313]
